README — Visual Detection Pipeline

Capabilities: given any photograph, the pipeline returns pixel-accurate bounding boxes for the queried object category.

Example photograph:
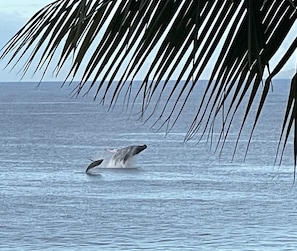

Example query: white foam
[93,151,137,169]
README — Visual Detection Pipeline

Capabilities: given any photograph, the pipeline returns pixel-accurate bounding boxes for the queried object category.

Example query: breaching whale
[86,159,104,173]
[85,144,147,173]
[106,144,147,167]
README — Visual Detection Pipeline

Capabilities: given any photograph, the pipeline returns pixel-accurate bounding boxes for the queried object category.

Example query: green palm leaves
[1,0,297,171]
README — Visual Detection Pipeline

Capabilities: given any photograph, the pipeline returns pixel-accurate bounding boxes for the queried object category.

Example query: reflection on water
[1,81,297,250]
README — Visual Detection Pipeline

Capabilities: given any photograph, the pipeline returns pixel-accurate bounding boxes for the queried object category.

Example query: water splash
[106,156,136,168]
[92,152,137,169]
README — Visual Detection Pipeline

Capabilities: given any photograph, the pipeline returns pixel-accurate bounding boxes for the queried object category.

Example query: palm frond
[1,0,297,171]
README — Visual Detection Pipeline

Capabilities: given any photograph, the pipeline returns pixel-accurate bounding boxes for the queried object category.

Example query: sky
[0,1,55,81]
[0,1,296,82]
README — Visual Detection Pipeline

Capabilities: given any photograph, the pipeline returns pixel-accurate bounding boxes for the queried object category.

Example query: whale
[106,144,147,167]
[86,159,104,173]
[85,144,147,173]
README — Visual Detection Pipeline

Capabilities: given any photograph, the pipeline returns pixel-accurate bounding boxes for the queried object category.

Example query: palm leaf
[1,0,297,173]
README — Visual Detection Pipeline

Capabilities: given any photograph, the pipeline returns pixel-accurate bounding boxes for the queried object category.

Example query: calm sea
[1,80,297,250]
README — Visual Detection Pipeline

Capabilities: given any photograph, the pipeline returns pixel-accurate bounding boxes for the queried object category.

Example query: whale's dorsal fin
[105,148,118,153]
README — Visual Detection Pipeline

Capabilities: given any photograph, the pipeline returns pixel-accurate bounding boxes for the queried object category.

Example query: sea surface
[1,80,297,250]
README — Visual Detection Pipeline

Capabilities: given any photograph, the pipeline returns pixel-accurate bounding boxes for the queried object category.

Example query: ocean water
[1,80,297,250]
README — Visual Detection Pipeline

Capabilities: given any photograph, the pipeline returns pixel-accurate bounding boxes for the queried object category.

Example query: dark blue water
[1,81,297,250]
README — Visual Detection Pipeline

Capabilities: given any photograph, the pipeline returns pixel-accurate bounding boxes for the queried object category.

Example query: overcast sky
[0,1,296,82]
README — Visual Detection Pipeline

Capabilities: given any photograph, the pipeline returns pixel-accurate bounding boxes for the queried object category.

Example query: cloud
[0,1,52,18]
